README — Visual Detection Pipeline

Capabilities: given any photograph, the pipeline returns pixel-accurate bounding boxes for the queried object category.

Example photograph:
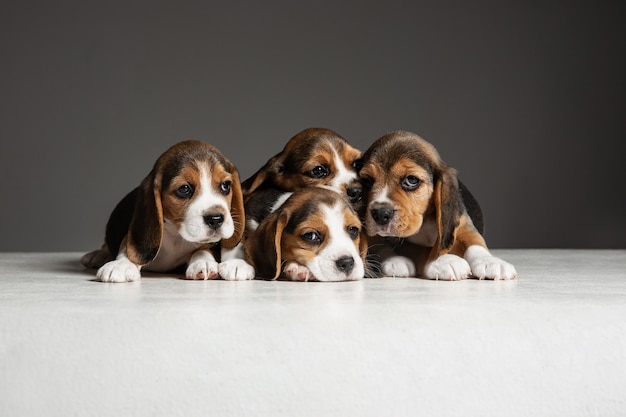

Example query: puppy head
[245,188,367,281]
[126,140,244,265]
[243,128,364,205]
[359,131,462,251]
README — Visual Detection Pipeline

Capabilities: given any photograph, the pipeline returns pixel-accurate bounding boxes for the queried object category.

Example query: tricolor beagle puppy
[81,140,247,282]
[244,188,367,281]
[242,127,364,232]
[359,131,517,280]
[218,127,364,278]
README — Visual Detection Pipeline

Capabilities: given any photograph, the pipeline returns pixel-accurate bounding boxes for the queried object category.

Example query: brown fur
[360,131,487,276]
[244,188,367,280]
[82,140,244,269]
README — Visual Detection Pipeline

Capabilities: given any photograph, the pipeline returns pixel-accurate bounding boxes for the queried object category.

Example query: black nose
[346,186,363,203]
[203,214,224,229]
[371,207,394,225]
[335,256,355,274]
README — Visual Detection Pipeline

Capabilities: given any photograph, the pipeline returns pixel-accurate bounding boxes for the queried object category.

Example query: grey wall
[1,1,624,251]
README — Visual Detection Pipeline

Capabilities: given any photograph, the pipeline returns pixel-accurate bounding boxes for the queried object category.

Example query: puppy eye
[175,184,194,198]
[401,176,422,191]
[219,181,231,195]
[309,165,329,179]
[347,226,359,240]
[301,231,323,245]
[352,159,364,172]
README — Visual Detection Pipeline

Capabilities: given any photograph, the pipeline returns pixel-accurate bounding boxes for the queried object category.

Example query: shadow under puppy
[81,140,246,282]
[244,188,367,281]
[359,131,517,280]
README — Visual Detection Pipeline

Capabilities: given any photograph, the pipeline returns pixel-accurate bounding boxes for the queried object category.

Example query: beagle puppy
[219,127,364,278]
[242,127,364,230]
[244,188,367,281]
[81,140,248,282]
[359,131,517,280]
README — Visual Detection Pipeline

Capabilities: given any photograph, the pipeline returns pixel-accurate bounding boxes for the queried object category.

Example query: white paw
[424,254,471,281]
[382,256,416,277]
[469,256,518,280]
[219,259,255,281]
[97,259,141,283]
[185,260,219,280]
[283,262,316,281]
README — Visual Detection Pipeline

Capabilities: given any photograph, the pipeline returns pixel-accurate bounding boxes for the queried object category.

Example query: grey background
[1,1,624,251]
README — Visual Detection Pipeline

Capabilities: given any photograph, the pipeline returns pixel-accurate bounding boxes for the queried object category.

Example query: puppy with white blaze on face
[244,188,368,282]
[359,131,517,281]
[81,140,250,282]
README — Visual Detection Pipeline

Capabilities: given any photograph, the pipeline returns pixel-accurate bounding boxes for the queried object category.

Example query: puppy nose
[371,207,394,225]
[346,186,363,203]
[335,256,355,274]
[203,214,224,229]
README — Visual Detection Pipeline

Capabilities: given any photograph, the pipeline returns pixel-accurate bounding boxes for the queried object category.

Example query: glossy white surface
[1,250,625,417]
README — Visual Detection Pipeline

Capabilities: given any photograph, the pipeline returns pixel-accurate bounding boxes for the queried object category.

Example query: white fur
[305,203,364,281]
[219,244,255,280]
[381,256,416,278]
[424,254,472,281]
[186,250,219,280]
[329,149,358,190]
[283,262,314,281]
[464,245,518,280]
[371,186,392,205]
[270,192,293,215]
[178,166,234,243]
[97,251,141,283]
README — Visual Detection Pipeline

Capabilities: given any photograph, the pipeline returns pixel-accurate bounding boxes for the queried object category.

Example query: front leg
[464,245,518,280]
[283,262,316,281]
[185,250,219,280]
[97,253,141,283]
[219,243,255,281]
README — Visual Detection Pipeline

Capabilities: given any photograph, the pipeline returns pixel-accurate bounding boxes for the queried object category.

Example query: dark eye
[219,181,231,195]
[347,226,359,240]
[309,165,329,179]
[352,159,364,172]
[301,231,323,245]
[401,176,422,191]
[175,184,194,198]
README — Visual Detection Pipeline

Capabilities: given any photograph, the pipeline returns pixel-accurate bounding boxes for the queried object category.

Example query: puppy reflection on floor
[244,188,367,281]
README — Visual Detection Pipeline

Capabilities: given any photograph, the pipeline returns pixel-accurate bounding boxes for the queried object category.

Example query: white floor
[1,250,625,417]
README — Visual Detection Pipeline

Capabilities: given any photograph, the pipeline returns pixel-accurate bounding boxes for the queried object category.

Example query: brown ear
[429,166,462,261]
[243,155,284,195]
[358,230,369,262]
[221,167,245,249]
[126,170,163,265]
[244,209,289,279]
[271,210,290,279]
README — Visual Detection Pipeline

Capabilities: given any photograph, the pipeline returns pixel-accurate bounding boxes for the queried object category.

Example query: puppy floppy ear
[244,208,290,280]
[126,170,164,265]
[221,167,245,249]
[429,166,462,260]
[358,230,369,262]
[242,154,284,195]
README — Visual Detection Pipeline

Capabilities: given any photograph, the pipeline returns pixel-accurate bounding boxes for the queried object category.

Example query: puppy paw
[219,259,255,281]
[424,254,471,281]
[81,249,113,269]
[283,262,316,281]
[382,256,416,277]
[185,260,219,280]
[469,256,518,280]
[97,259,141,283]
